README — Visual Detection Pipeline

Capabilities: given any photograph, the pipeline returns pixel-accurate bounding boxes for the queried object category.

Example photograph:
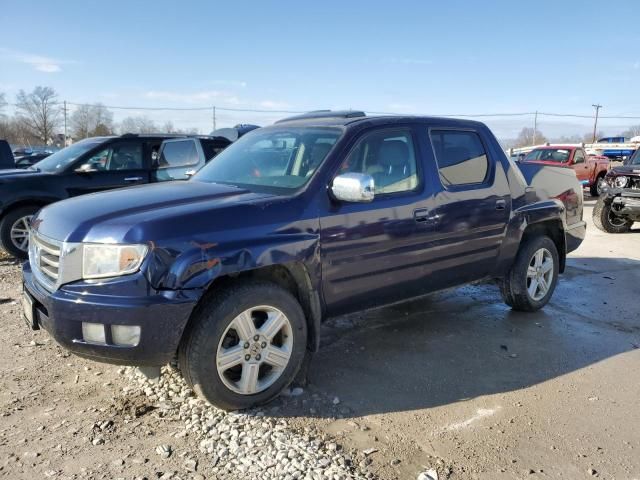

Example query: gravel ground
[0,251,377,480]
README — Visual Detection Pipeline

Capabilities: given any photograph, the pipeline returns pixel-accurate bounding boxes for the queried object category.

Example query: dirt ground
[0,196,638,480]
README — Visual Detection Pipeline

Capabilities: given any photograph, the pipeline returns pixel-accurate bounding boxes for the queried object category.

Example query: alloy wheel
[216,306,293,395]
[526,248,554,301]
[9,215,32,252]
[596,177,606,195]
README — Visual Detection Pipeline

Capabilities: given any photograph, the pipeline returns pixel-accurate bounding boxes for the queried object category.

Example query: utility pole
[63,100,68,146]
[532,110,538,146]
[592,104,602,142]
[212,106,216,132]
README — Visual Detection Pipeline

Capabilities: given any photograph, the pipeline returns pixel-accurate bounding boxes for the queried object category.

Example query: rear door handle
[124,176,143,182]
[495,199,507,210]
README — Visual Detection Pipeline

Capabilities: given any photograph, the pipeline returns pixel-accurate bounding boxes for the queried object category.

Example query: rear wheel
[500,235,559,312]
[590,174,606,197]
[592,197,632,233]
[0,206,39,259]
[179,281,308,410]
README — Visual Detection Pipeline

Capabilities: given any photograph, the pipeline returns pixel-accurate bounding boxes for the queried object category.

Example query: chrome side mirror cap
[331,173,375,203]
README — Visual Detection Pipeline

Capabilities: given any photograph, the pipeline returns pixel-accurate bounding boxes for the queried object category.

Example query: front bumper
[23,263,199,366]
[601,187,640,217]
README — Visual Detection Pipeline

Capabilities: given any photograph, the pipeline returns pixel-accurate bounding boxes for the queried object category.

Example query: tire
[589,174,606,197]
[0,206,39,259]
[592,197,632,234]
[499,235,559,312]
[179,281,308,410]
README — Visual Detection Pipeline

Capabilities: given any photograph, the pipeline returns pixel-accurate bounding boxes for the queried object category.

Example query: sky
[1,0,639,140]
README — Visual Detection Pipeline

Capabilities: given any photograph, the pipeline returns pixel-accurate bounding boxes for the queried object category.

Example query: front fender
[146,231,320,291]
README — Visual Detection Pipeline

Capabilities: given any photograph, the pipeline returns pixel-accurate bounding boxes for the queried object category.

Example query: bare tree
[514,127,547,147]
[621,125,640,138]
[15,86,61,144]
[0,92,7,119]
[162,120,176,133]
[119,116,157,134]
[70,103,114,139]
[583,131,604,143]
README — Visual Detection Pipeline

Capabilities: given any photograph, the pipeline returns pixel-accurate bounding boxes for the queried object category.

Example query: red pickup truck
[523,146,610,196]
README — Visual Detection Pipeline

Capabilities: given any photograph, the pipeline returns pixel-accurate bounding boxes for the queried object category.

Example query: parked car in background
[14,151,52,169]
[22,111,586,410]
[0,134,178,258]
[522,145,610,196]
[0,140,14,169]
[595,136,636,160]
[593,148,640,233]
[155,136,234,181]
[210,124,260,142]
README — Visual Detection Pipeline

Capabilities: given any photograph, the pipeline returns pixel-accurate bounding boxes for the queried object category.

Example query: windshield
[627,149,640,165]
[32,138,106,172]
[193,127,342,192]
[524,148,571,163]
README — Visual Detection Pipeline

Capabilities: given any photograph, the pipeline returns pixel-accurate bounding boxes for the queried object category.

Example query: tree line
[509,125,640,149]
[0,86,199,147]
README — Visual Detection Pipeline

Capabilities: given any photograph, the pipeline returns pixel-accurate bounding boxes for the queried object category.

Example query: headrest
[379,140,409,167]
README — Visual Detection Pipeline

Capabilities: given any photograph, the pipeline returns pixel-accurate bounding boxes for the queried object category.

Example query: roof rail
[275,110,366,124]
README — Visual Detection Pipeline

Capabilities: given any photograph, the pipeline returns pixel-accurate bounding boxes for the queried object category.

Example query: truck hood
[32,180,276,242]
[610,165,640,176]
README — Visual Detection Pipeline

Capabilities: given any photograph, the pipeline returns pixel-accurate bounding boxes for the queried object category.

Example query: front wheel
[179,281,308,410]
[592,197,633,233]
[0,206,39,259]
[590,174,606,197]
[500,235,559,312]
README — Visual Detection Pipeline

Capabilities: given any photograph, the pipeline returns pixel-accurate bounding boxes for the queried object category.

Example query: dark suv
[1,134,186,258]
[23,111,586,410]
[593,148,640,233]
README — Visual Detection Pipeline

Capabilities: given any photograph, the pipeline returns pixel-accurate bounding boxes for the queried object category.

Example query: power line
[8,101,640,120]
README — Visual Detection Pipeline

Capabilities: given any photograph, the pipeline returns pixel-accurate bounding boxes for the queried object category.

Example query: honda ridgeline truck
[22,111,586,410]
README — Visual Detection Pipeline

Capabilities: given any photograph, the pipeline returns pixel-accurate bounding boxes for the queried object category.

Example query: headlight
[82,244,148,279]
[614,176,629,188]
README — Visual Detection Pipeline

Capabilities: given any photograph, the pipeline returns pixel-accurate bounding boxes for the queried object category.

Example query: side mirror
[331,173,374,203]
[74,164,98,174]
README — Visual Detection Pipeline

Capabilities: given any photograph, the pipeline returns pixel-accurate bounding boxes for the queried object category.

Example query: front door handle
[124,176,143,182]
[414,208,440,224]
[495,199,507,210]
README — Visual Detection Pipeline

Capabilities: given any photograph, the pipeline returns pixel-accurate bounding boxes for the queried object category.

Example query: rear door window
[429,130,489,187]
[159,140,199,168]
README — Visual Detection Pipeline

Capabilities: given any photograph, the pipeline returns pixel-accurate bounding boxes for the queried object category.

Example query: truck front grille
[30,232,62,290]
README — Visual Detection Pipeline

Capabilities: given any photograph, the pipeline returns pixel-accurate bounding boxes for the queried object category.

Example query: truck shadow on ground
[274,256,640,418]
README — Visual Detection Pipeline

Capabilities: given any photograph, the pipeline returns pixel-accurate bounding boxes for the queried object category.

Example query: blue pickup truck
[22,111,586,410]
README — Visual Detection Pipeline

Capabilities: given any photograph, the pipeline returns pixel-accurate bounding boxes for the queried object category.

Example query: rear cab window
[429,130,490,187]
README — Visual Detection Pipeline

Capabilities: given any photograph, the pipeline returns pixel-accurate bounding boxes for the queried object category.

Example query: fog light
[82,322,106,344]
[111,325,141,347]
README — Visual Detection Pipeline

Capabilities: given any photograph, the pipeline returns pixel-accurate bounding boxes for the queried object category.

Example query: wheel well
[191,263,322,353]
[522,221,566,272]
[0,200,49,221]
